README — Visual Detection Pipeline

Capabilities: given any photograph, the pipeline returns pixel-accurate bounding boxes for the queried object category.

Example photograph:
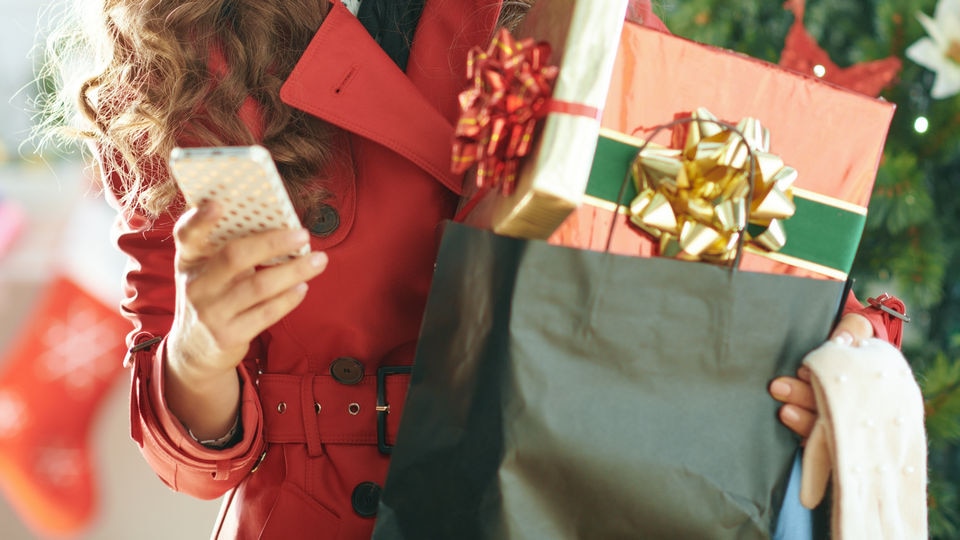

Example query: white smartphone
[169,145,308,265]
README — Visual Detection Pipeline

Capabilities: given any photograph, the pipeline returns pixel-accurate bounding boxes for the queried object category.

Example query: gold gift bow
[627,108,797,264]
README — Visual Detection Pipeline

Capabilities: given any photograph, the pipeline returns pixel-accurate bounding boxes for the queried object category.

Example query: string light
[914,116,929,134]
[813,64,827,77]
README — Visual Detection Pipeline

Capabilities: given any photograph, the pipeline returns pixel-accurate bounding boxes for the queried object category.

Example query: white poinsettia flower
[907,0,960,99]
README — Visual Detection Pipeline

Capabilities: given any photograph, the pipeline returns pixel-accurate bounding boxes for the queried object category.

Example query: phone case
[169,145,308,265]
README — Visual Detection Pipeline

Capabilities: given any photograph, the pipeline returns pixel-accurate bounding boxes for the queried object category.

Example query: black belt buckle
[376,365,412,454]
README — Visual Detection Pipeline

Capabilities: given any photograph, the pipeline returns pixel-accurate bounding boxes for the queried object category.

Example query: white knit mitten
[800,337,927,539]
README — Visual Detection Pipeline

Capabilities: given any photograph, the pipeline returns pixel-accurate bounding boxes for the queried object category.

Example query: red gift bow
[451,28,559,196]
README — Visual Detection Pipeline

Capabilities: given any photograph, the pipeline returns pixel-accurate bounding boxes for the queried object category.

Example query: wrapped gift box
[458,0,629,238]
[546,21,895,280]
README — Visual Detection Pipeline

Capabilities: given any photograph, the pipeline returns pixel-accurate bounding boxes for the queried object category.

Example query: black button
[351,481,381,518]
[306,204,340,237]
[330,357,364,385]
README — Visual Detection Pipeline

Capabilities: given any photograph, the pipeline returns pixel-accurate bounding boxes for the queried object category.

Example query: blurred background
[2,0,960,538]
[0,1,219,538]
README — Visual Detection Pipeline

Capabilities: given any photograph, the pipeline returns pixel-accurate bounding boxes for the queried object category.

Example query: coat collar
[280,0,502,195]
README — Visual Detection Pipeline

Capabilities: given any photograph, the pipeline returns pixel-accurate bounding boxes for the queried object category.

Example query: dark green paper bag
[373,221,844,539]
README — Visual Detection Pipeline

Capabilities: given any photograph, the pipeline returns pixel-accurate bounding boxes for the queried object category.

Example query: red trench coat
[109,2,508,538]
[101,1,894,539]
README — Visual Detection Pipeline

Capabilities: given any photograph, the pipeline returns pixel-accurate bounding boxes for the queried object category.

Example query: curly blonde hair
[43,0,531,216]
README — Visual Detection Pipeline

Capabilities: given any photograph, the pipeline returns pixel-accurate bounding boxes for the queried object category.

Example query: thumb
[830,313,873,345]
[174,200,223,263]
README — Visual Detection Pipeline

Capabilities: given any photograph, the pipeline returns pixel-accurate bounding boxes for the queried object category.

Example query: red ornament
[779,0,901,98]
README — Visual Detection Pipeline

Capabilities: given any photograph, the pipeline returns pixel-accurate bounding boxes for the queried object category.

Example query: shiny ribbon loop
[451,28,559,195]
[629,108,797,264]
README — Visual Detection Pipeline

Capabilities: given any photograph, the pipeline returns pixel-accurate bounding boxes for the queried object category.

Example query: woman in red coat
[52,0,898,538]
[75,1,537,537]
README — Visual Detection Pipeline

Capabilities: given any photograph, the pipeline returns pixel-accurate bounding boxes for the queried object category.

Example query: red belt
[257,366,411,457]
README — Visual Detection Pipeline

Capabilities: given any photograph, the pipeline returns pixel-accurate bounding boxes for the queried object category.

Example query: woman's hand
[768,313,874,439]
[164,200,328,440]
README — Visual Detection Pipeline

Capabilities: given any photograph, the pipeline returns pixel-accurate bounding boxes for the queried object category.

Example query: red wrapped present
[547,21,895,280]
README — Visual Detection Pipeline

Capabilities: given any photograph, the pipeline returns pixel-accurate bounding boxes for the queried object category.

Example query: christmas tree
[661,0,960,535]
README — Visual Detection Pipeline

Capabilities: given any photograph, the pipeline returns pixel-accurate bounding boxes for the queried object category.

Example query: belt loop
[299,375,324,457]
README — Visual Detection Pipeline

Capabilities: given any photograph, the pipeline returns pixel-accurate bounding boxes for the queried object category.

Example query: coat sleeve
[96,150,267,500]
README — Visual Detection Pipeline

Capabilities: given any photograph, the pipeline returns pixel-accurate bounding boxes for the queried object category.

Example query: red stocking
[0,275,128,537]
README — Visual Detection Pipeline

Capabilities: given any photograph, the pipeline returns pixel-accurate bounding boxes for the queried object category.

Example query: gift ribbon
[451,28,601,201]
[586,128,866,279]
[624,108,796,265]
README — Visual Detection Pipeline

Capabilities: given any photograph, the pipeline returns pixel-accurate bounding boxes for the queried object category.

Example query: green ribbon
[586,133,866,277]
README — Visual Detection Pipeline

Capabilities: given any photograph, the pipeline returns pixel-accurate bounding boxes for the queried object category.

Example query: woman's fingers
[770,371,818,439]
[183,240,326,348]
[199,282,309,354]
[219,250,328,316]
[229,281,313,340]
[778,403,818,440]
[770,374,818,437]
[172,201,323,348]
[768,314,875,440]
[173,200,223,263]
[200,266,320,353]
[830,313,874,344]
[175,199,312,273]
[175,204,313,305]
[214,227,311,274]
[175,251,326,355]
[769,375,817,411]
[188,227,312,295]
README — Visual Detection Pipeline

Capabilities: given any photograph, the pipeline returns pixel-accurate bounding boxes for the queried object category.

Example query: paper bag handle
[605,116,760,273]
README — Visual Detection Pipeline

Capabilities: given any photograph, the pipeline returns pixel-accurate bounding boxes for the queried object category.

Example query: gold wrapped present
[456,0,630,239]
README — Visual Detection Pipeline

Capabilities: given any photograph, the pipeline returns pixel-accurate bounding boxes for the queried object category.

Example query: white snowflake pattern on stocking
[37,303,123,393]
[35,446,84,488]
[0,390,26,437]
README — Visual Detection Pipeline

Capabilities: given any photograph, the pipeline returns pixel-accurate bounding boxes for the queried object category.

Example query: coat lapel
[280,0,502,195]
